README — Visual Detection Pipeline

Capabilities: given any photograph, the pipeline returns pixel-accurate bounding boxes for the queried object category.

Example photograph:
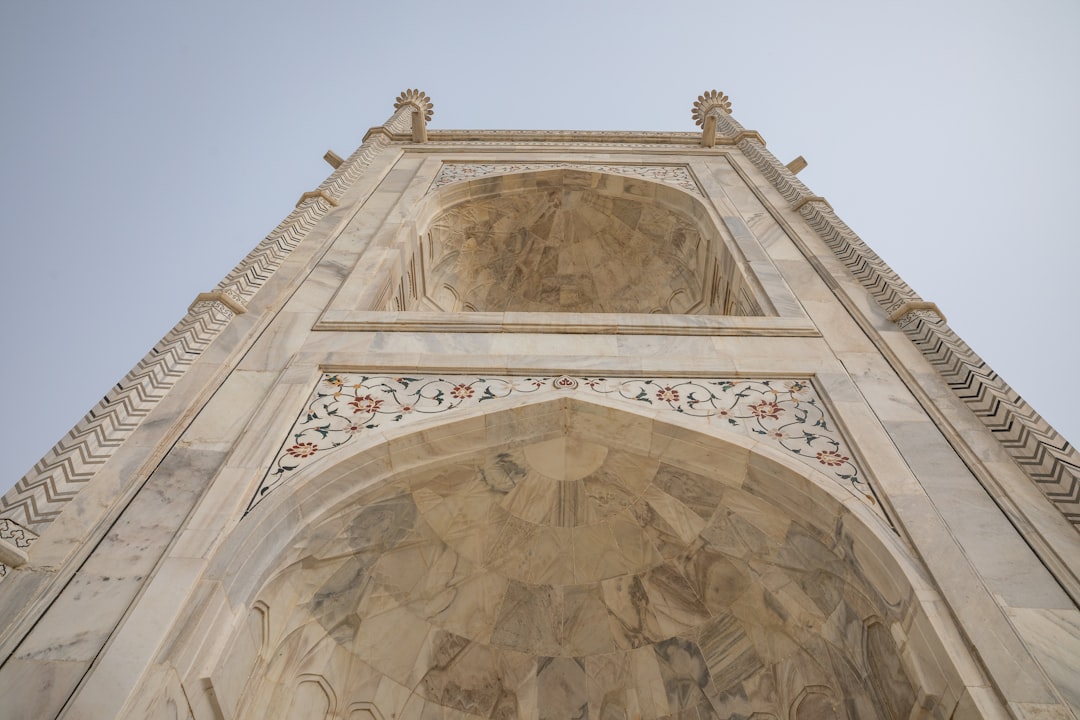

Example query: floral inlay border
[246,375,877,516]
[430,163,704,197]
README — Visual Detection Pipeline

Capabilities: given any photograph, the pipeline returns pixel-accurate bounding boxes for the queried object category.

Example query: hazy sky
[1,1,1078,494]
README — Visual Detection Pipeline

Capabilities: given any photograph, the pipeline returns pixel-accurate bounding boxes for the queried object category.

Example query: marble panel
[537,656,588,720]
[584,652,630,720]
[652,636,714,717]
[491,580,562,657]
[1005,608,1080,715]
[0,657,92,720]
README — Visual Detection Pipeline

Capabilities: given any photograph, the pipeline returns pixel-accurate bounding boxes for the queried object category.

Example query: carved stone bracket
[792,195,831,212]
[295,189,339,208]
[189,290,247,316]
[888,301,945,328]
[0,518,36,571]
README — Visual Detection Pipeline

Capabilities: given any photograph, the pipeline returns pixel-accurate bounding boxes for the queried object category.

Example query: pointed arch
[199,395,984,720]
[397,167,770,316]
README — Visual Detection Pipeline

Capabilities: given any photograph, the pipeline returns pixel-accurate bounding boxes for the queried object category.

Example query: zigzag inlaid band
[0,107,413,544]
[707,108,1080,529]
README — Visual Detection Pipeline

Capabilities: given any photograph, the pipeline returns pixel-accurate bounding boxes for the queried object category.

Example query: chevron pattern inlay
[905,316,1080,526]
[0,107,409,546]
[0,302,232,531]
[729,114,1080,529]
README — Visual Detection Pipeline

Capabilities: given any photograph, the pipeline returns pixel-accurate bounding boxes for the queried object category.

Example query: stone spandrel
[246,374,877,518]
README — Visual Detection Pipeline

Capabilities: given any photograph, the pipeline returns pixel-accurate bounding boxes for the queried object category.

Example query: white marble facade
[1,92,1078,720]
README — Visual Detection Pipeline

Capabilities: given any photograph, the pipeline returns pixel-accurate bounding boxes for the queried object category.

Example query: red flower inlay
[749,400,783,420]
[285,442,318,458]
[450,384,475,399]
[349,395,383,414]
[656,386,680,402]
[816,450,849,467]
[400,405,414,413]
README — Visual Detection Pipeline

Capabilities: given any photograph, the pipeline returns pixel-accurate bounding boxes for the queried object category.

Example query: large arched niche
[198,397,981,720]
[383,169,767,316]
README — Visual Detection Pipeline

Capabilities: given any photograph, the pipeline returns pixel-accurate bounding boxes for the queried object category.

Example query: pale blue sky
[1,1,1078,493]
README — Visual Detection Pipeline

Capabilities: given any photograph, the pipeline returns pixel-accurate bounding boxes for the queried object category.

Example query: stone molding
[430,162,705,197]
[246,374,879,518]
[730,107,1080,529]
[0,99,412,540]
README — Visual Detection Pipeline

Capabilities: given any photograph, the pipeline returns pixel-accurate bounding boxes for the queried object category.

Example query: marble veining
[235,437,915,720]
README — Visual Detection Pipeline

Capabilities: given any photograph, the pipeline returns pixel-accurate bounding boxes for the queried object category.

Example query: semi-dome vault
[213,399,937,720]
[1,90,1078,720]
[394,169,763,316]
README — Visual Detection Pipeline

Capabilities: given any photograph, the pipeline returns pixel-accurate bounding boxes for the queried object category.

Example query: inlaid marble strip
[431,163,704,197]
[901,313,1080,526]
[245,374,876,516]
[0,105,411,542]
[715,102,1080,529]
[0,300,235,533]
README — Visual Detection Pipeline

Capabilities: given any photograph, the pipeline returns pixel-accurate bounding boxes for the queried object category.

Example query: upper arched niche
[387,169,764,315]
[195,397,981,720]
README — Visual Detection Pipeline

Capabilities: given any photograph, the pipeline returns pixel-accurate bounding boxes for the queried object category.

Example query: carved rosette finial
[394,89,434,122]
[692,90,732,126]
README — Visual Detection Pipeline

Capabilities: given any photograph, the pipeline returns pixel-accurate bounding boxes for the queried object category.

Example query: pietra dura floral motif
[431,163,704,197]
[247,375,873,514]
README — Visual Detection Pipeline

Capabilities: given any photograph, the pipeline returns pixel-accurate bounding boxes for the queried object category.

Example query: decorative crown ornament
[692,90,732,126]
[394,89,434,121]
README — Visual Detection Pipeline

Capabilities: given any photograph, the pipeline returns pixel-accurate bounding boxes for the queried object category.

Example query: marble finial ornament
[393,88,434,122]
[692,89,732,126]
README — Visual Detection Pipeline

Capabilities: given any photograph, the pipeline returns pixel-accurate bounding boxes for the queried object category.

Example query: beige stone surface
[1,93,1076,720]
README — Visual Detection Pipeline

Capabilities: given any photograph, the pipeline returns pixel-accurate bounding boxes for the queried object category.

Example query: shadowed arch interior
[204,398,971,720]
[384,169,764,316]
